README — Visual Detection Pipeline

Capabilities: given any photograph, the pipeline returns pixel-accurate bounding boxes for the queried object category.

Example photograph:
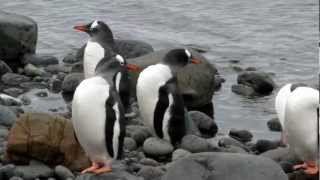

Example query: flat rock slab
[162,152,288,180]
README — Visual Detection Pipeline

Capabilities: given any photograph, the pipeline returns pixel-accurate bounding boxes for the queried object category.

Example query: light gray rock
[0,93,22,105]
[0,11,37,67]
[61,73,84,93]
[13,162,53,180]
[22,54,59,66]
[140,158,159,167]
[162,152,288,180]
[137,166,165,180]
[9,176,24,180]
[143,137,174,157]
[124,137,137,151]
[54,165,75,179]
[3,88,25,98]
[172,149,192,161]
[1,73,31,85]
[0,105,17,127]
[20,82,48,89]
[24,63,46,76]
[126,125,152,145]
[181,135,210,153]
[76,170,143,180]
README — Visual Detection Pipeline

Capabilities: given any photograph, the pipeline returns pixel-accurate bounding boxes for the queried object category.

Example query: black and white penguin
[74,20,131,112]
[72,54,139,174]
[136,49,201,145]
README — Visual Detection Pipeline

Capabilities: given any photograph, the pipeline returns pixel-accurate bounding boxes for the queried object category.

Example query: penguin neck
[159,63,178,77]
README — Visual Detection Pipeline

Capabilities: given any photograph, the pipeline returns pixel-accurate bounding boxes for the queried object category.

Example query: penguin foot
[91,165,112,174]
[81,162,100,173]
[294,161,319,175]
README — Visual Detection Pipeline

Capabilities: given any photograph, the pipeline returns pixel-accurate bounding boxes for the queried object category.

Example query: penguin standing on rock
[136,49,201,145]
[72,54,139,174]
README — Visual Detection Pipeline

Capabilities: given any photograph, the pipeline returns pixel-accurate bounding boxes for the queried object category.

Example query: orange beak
[73,24,88,32]
[191,58,201,64]
[126,64,140,71]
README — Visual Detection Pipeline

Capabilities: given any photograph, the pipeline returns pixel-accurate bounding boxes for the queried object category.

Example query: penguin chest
[84,41,105,78]
[72,77,115,162]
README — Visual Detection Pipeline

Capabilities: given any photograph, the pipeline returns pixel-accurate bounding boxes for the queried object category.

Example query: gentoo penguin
[74,20,115,78]
[136,49,201,145]
[283,86,319,175]
[74,20,131,112]
[275,83,307,144]
[72,54,139,174]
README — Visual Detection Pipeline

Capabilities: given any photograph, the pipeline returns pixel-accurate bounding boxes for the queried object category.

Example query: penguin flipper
[154,85,169,138]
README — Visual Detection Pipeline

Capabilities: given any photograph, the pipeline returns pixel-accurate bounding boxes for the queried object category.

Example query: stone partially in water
[61,73,84,93]
[188,111,218,138]
[267,118,282,132]
[228,128,253,143]
[22,54,59,66]
[2,88,25,98]
[1,73,31,86]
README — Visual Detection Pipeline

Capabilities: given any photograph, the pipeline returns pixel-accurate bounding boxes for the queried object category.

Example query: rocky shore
[0,11,317,180]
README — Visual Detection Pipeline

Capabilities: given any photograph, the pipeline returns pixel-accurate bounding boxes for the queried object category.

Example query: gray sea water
[2,0,318,140]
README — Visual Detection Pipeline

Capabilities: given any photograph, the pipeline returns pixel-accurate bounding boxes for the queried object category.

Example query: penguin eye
[119,61,124,66]
[91,28,98,33]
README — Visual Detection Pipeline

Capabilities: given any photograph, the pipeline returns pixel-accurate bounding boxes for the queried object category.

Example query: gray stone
[9,176,24,180]
[22,54,59,66]
[1,73,30,85]
[45,65,71,74]
[0,93,22,105]
[3,88,25,98]
[0,11,37,67]
[24,63,46,76]
[137,166,165,180]
[237,71,275,95]
[221,145,248,154]
[140,158,159,167]
[188,111,218,138]
[63,52,79,64]
[0,105,16,127]
[228,128,253,143]
[54,165,75,179]
[61,73,84,92]
[75,170,143,180]
[49,77,62,93]
[126,125,152,145]
[124,137,137,151]
[255,139,281,153]
[218,136,249,151]
[0,60,12,77]
[0,126,9,139]
[70,63,83,73]
[143,137,174,157]
[181,135,210,153]
[267,118,282,132]
[20,82,48,89]
[0,164,16,179]
[162,152,288,180]
[231,84,255,96]
[172,149,192,161]
[13,162,54,180]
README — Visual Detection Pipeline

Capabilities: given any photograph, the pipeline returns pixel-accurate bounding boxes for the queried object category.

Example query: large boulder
[162,152,288,180]
[0,11,37,68]
[129,48,217,114]
[6,113,90,171]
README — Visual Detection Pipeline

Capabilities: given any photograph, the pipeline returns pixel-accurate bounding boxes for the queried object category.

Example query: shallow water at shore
[2,0,318,140]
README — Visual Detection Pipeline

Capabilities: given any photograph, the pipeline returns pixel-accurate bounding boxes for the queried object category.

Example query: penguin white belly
[284,87,319,162]
[275,83,292,127]
[72,76,110,162]
[84,41,105,78]
[136,64,172,136]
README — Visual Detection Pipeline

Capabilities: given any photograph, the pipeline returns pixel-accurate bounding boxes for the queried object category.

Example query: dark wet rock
[24,63,46,76]
[172,149,191,161]
[228,128,253,143]
[231,84,255,96]
[20,82,48,89]
[188,111,218,138]
[143,137,174,157]
[213,75,225,91]
[236,71,276,95]
[6,113,90,171]
[126,125,152,145]
[229,59,240,64]
[22,54,59,66]
[70,63,83,73]
[61,73,84,93]
[34,91,48,97]
[140,158,159,167]
[49,76,62,93]
[13,161,54,180]
[267,118,282,132]
[287,171,318,180]
[124,137,137,151]
[180,135,210,153]
[129,48,217,111]
[162,152,288,180]
[1,73,30,85]
[0,11,37,68]
[231,65,243,72]
[137,166,165,180]
[3,88,24,98]
[254,139,281,153]
[62,51,79,64]
[0,164,16,179]
[245,67,257,71]
[45,65,71,74]
[76,170,143,180]
[0,105,16,127]
[0,60,13,77]
[217,136,249,152]
[54,165,75,179]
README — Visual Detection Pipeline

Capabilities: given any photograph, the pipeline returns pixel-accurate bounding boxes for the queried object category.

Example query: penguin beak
[191,58,201,64]
[73,24,89,33]
[126,64,140,71]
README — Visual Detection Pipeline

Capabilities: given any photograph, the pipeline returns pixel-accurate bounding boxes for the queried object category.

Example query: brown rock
[5,113,90,171]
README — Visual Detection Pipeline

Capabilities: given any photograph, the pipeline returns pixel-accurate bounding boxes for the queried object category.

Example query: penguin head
[73,20,114,43]
[162,49,201,71]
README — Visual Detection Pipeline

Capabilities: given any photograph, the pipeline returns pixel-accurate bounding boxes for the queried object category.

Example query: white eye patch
[116,54,125,65]
[91,20,99,29]
[185,49,191,58]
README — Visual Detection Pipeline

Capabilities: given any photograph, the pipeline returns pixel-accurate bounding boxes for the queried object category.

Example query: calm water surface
[2,0,318,140]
